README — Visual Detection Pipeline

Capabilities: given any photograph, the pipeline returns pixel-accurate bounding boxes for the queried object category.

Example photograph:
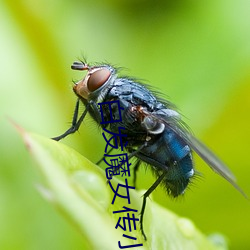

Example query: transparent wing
[168,121,247,198]
[147,110,247,198]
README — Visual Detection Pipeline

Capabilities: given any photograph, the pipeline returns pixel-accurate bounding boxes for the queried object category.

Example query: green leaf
[19,127,227,250]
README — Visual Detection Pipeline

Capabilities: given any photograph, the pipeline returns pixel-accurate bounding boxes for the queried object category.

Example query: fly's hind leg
[140,171,167,240]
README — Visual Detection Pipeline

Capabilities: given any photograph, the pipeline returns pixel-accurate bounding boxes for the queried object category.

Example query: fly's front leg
[52,99,89,141]
[52,100,103,141]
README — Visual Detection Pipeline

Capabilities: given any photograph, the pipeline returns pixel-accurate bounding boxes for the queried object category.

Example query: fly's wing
[151,110,247,198]
[182,131,247,197]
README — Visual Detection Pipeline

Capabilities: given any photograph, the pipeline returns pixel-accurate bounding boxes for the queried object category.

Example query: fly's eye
[87,68,111,92]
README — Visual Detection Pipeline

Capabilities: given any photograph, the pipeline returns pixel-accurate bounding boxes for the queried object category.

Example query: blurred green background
[1,0,250,249]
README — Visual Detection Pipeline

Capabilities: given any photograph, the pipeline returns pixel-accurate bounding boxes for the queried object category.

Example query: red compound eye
[87,68,111,92]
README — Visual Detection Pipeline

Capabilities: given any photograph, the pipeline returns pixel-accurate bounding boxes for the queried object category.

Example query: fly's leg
[96,147,114,165]
[52,99,87,141]
[127,143,147,160]
[52,100,102,141]
[133,160,141,188]
[140,171,167,240]
[125,144,148,187]
[102,144,146,183]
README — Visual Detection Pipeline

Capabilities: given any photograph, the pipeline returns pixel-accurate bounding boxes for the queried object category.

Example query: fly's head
[72,61,116,101]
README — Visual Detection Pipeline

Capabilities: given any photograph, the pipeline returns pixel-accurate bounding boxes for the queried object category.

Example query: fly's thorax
[73,64,117,102]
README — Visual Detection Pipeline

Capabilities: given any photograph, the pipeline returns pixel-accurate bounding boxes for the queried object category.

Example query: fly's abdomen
[138,128,194,197]
[164,153,193,197]
[163,129,194,196]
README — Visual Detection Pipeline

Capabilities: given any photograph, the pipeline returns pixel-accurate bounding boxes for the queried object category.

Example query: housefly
[52,60,246,239]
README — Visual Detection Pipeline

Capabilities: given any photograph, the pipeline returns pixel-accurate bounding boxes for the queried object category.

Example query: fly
[52,60,246,239]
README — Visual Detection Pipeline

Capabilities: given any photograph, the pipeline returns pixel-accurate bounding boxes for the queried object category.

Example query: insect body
[53,61,245,239]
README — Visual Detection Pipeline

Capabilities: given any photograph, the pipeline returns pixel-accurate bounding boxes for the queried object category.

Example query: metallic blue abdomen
[137,128,194,197]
